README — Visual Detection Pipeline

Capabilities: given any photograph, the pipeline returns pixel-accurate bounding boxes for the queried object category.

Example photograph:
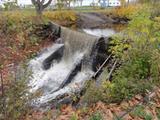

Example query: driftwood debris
[107,59,118,81]
[93,54,112,78]
[0,71,4,97]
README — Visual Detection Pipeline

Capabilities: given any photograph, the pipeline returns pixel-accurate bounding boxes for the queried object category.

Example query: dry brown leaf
[134,95,142,101]
[120,101,129,109]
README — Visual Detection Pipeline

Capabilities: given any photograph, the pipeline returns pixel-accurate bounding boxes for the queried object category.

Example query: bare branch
[107,59,118,80]
[43,0,52,9]
[41,0,46,4]
[93,54,112,78]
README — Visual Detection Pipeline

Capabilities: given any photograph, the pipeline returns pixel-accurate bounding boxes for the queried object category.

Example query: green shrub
[82,81,105,104]
[44,10,77,23]
[83,5,160,105]
[70,113,78,120]
[107,8,160,102]
[0,65,34,120]
[131,105,153,120]
[112,4,141,18]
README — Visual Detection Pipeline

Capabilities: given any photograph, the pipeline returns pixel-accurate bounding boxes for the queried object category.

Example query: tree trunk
[36,5,43,15]
[31,0,52,15]
[80,0,83,6]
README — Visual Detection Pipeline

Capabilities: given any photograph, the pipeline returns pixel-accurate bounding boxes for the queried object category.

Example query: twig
[0,70,6,118]
[14,63,17,82]
[0,70,4,97]
[116,88,157,120]
[107,59,118,81]
[93,54,112,78]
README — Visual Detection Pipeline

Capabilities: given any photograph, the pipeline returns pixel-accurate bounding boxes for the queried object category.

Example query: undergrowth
[83,3,160,104]
[112,4,141,18]
[44,10,77,24]
[0,10,78,120]
[0,11,47,66]
[0,64,34,120]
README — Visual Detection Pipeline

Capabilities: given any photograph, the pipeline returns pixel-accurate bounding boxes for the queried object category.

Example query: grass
[89,112,103,120]
[131,105,153,120]
[44,10,77,22]
[112,4,142,18]
[72,6,114,13]
[70,113,78,120]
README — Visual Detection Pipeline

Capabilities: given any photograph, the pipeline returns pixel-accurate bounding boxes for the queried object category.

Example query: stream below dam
[29,23,118,107]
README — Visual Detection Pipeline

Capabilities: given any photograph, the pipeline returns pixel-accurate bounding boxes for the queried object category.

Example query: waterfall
[61,27,98,70]
[29,24,105,106]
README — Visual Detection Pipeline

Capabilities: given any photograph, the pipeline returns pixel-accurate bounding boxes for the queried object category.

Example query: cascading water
[29,24,105,106]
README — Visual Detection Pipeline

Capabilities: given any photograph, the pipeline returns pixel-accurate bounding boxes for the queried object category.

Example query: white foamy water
[29,43,64,73]
[29,48,94,104]
[29,52,84,93]
[29,27,99,105]
[37,70,94,104]
[83,28,116,37]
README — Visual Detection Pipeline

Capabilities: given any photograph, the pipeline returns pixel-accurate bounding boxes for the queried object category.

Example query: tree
[79,0,83,6]
[31,0,52,15]
[56,0,74,9]
[61,0,72,9]
[76,0,83,7]
[56,0,64,10]
[3,0,18,10]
